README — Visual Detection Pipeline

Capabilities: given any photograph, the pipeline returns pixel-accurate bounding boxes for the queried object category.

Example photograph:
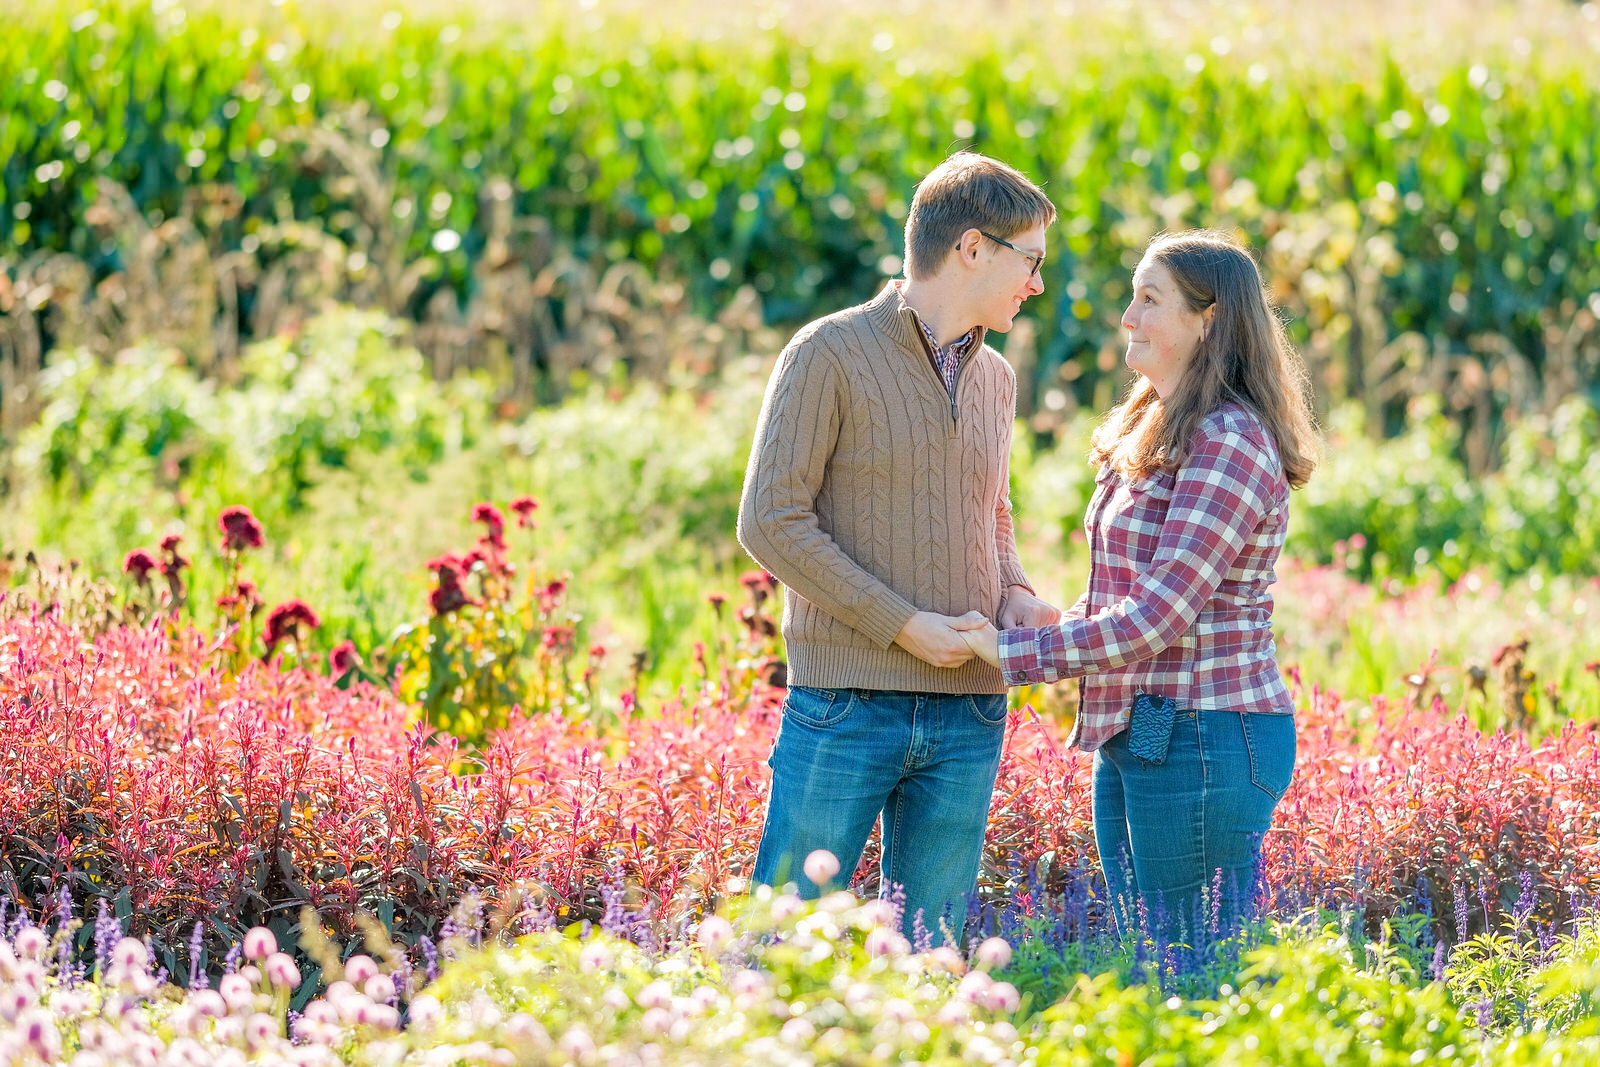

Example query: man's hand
[999,585,1060,629]
[895,610,989,668]
[957,622,1003,669]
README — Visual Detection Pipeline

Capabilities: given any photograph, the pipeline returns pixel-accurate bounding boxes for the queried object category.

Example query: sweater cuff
[852,590,922,651]
[999,567,1033,594]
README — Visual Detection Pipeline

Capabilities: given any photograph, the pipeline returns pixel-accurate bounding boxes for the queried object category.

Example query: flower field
[5,0,1600,1061]
[3,483,1600,1061]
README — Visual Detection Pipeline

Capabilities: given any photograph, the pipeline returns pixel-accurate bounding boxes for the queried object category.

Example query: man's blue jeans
[1092,708,1296,949]
[753,686,1008,945]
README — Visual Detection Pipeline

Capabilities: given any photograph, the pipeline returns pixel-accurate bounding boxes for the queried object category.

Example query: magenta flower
[263,600,321,657]
[471,502,506,542]
[123,549,159,585]
[218,505,266,553]
[509,495,539,528]
[427,555,474,615]
[329,640,361,678]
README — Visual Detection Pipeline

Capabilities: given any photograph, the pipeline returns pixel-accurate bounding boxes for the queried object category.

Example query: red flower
[538,579,567,614]
[427,556,474,616]
[263,599,321,656]
[739,569,778,604]
[159,534,190,576]
[218,506,266,553]
[329,640,361,678]
[471,503,506,541]
[509,496,539,527]
[541,625,576,656]
[122,549,159,585]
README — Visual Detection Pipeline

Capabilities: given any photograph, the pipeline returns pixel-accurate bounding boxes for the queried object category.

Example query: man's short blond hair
[903,152,1056,280]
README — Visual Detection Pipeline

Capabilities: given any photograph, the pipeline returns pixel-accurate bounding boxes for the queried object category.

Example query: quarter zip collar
[864,280,988,363]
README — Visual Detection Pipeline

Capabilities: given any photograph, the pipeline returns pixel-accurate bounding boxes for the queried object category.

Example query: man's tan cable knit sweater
[737,281,1032,695]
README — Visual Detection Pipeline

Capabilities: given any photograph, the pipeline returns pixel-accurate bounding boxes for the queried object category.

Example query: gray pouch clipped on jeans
[1127,692,1179,764]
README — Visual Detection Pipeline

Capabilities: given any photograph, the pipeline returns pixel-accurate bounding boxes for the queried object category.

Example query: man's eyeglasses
[977,230,1045,277]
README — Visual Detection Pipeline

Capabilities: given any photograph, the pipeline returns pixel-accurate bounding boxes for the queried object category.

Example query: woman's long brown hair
[1089,230,1319,488]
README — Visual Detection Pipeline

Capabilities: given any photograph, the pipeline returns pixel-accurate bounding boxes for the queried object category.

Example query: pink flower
[472,503,507,554]
[218,506,266,552]
[427,556,474,615]
[973,936,1012,971]
[343,955,379,985]
[739,569,778,604]
[122,549,159,585]
[263,601,320,657]
[509,496,539,527]
[329,640,360,678]
[697,916,735,954]
[265,952,301,989]
[803,849,840,887]
[242,927,277,962]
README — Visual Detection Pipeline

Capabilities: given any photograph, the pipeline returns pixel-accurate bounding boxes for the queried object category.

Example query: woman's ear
[1200,302,1217,340]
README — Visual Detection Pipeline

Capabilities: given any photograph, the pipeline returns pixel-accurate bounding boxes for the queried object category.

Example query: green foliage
[3,0,1598,408]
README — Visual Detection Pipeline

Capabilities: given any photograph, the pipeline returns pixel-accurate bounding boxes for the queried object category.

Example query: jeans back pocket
[1240,712,1297,801]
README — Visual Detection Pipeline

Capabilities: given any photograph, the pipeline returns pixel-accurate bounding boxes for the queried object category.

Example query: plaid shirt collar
[910,314,978,397]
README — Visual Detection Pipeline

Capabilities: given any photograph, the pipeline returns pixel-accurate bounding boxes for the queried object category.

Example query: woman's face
[1121,258,1212,397]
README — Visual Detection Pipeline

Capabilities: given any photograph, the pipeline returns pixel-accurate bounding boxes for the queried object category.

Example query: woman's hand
[955,621,1003,669]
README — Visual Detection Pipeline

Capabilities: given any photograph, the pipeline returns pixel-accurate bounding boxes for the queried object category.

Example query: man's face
[969,223,1047,333]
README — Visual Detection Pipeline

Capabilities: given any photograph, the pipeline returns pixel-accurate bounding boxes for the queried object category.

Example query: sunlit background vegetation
[2,1,1599,1063]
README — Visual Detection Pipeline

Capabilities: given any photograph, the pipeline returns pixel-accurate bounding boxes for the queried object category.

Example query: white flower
[803,849,841,886]
[696,916,735,954]
[781,1017,816,1043]
[974,936,1012,971]
[241,928,277,963]
[343,955,379,985]
[577,941,613,973]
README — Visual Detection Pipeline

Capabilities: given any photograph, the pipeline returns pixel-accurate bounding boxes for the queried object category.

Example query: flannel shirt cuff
[999,626,1044,686]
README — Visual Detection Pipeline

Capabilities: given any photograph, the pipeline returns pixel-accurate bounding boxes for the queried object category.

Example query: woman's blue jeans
[753,686,1007,945]
[1092,708,1296,949]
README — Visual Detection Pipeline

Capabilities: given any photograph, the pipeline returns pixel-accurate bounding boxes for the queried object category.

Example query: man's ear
[953,227,984,266]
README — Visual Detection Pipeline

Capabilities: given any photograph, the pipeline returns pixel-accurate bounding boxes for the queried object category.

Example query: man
[737,151,1059,942]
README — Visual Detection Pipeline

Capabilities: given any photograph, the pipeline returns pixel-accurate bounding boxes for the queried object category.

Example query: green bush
[3,0,1598,408]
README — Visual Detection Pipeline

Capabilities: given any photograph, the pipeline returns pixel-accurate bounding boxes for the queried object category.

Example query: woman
[961,230,1319,948]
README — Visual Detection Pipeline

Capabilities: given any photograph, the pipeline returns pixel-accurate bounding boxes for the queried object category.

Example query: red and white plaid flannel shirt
[998,403,1296,751]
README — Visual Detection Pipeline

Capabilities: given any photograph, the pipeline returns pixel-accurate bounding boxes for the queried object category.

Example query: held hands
[894,610,992,669]
[958,622,1002,669]
[999,585,1061,629]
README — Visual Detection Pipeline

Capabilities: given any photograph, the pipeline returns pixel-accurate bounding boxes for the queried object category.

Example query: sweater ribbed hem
[786,643,1008,695]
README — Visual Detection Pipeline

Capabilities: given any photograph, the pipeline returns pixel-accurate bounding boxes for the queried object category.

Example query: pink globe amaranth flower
[973,936,1012,971]
[112,937,148,971]
[244,1012,278,1049]
[363,973,396,1004]
[219,973,255,1012]
[864,927,910,958]
[218,506,266,553]
[981,980,1021,1014]
[265,952,301,989]
[577,941,613,974]
[122,549,159,585]
[803,848,841,887]
[343,955,379,985]
[13,926,48,959]
[509,495,539,527]
[242,926,277,962]
[697,916,735,954]
[328,640,360,678]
